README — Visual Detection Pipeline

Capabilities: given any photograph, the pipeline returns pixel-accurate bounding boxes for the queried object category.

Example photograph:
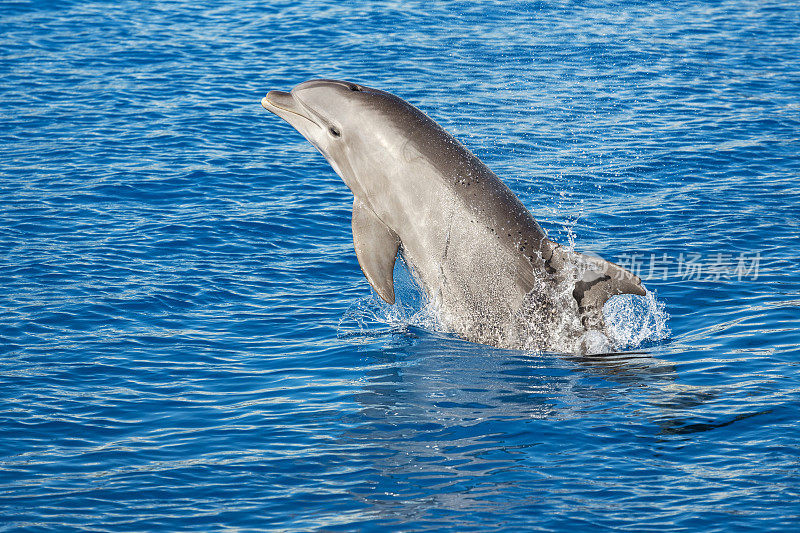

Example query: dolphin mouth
[262,90,304,117]
[261,89,322,135]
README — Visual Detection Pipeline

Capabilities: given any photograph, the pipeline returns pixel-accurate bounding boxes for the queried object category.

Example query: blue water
[1,0,799,530]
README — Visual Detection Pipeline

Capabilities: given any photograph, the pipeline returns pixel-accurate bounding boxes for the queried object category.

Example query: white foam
[603,290,671,350]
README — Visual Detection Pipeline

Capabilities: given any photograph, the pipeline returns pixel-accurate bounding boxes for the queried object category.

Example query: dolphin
[261,79,645,352]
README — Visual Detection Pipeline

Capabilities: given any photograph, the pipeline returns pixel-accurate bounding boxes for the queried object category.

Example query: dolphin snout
[261,90,297,113]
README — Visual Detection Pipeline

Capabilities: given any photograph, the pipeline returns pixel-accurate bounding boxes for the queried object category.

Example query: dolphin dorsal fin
[351,199,400,304]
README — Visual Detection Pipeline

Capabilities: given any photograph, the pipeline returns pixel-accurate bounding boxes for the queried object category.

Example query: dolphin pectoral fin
[352,199,400,304]
[570,251,646,312]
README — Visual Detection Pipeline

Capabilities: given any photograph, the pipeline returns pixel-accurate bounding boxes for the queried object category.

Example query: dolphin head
[261,80,375,192]
[262,79,362,148]
[262,79,427,198]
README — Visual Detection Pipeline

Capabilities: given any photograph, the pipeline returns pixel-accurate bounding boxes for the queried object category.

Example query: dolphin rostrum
[261,79,645,352]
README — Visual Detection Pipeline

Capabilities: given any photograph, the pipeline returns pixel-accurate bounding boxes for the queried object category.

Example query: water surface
[1,0,799,531]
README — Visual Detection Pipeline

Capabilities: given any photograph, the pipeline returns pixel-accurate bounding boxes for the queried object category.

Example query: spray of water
[338,261,669,354]
[337,202,670,353]
[337,257,443,341]
[337,292,441,340]
[604,291,671,350]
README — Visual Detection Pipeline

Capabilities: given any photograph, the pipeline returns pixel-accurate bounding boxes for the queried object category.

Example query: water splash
[337,257,442,341]
[338,244,670,354]
[336,292,441,340]
[604,290,671,350]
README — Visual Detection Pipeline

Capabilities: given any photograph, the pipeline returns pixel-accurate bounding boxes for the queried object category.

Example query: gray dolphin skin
[261,79,645,352]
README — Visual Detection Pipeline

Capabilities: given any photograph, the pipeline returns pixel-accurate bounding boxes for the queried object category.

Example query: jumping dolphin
[261,79,645,352]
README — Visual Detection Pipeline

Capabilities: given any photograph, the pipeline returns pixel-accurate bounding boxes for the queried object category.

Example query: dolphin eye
[349,85,360,92]
[329,126,341,137]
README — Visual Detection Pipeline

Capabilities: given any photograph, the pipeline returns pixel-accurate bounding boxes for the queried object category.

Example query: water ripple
[1,0,799,531]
